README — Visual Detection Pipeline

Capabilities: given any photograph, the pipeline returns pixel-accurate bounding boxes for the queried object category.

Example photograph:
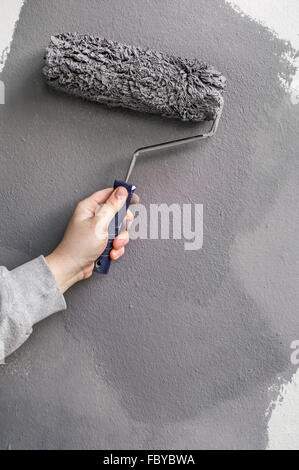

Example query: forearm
[0,186,133,361]
[0,256,66,361]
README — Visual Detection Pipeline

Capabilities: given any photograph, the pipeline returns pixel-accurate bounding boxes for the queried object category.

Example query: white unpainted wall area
[0,0,24,73]
[0,0,24,103]
[226,0,299,104]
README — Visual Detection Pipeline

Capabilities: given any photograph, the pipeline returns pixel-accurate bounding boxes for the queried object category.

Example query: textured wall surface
[0,0,298,450]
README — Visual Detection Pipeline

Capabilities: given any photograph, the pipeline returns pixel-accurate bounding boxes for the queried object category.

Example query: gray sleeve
[0,256,66,362]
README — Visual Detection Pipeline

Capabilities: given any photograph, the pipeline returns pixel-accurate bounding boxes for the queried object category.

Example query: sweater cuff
[9,255,67,325]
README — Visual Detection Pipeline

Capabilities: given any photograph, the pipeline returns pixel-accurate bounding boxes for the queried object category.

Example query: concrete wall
[0,0,298,450]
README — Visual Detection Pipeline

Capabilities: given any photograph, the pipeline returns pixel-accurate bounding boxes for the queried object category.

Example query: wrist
[45,250,84,294]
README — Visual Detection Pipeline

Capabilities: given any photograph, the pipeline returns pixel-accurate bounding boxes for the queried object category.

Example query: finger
[130,193,140,205]
[113,230,129,250]
[126,209,134,222]
[121,209,134,231]
[76,189,139,219]
[110,247,125,260]
[94,186,128,229]
[76,188,113,217]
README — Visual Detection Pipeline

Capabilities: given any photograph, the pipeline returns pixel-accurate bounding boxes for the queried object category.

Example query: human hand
[46,187,138,293]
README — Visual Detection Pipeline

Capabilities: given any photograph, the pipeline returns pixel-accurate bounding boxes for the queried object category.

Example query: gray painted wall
[0,0,298,450]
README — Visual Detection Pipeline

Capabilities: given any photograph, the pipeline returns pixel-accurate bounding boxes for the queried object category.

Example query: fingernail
[115,186,128,200]
[114,249,123,259]
[131,193,140,204]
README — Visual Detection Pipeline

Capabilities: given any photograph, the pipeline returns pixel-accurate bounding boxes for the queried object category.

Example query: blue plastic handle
[94,180,136,274]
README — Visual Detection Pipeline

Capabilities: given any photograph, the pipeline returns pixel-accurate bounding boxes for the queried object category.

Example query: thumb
[94,186,128,230]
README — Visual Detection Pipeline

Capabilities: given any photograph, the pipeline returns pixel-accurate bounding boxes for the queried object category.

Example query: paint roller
[43,33,226,274]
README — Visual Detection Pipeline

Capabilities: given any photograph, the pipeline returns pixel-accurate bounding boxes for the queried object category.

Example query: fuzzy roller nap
[43,33,226,122]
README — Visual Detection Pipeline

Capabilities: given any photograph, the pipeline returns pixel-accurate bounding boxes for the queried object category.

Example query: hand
[45,187,137,293]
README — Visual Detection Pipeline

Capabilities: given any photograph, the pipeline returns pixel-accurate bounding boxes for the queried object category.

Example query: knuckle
[104,199,117,215]
[76,200,84,211]
[96,202,115,220]
[106,196,118,210]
